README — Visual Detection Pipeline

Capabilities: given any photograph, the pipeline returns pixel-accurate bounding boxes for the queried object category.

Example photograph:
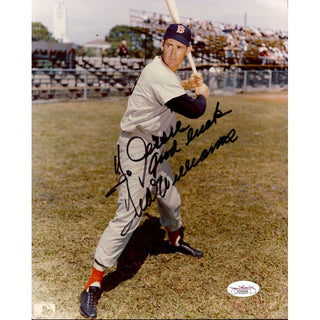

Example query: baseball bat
[165,0,197,74]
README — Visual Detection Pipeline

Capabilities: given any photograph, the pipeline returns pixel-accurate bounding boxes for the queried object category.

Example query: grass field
[32,91,288,319]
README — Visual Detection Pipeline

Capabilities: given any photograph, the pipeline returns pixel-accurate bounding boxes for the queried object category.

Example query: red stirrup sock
[167,228,181,247]
[84,267,104,291]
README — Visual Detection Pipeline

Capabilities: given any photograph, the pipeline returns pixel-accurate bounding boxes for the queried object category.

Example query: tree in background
[104,25,161,59]
[32,22,58,42]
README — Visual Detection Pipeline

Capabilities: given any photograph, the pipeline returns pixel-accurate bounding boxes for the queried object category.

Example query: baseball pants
[94,131,182,268]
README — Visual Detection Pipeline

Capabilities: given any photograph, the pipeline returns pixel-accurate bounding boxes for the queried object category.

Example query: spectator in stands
[226,32,236,47]
[151,12,157,24]
[194,32,206,48]
[163,15,170,25]
[119,40,128,60]
[280,45,288,62]
[272,47,286,65]
[238,36,248,64]
[224,43,236,65]
[158,14,167,26]
[258,44,270,65]
[187,18,194,28]
[224,32,237,64]
[141,11,151,24]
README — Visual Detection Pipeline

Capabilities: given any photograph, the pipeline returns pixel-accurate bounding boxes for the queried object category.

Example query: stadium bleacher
[32,9,287,101]
[128,9,288,68]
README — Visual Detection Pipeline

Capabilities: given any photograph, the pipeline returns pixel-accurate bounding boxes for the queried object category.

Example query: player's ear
[161,40,165,51]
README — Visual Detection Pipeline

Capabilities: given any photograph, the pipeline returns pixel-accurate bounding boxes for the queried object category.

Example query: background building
[53,1,70,43]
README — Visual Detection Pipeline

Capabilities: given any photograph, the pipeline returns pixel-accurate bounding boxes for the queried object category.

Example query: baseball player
[80,23,210,319]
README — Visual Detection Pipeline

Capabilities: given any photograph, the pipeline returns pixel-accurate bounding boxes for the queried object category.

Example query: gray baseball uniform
[94,56,185,268]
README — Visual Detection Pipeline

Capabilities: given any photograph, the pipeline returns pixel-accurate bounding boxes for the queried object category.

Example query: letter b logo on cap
[176,25,185,34]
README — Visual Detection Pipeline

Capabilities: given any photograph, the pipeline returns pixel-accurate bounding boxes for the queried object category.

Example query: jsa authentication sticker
[227,281,260,297]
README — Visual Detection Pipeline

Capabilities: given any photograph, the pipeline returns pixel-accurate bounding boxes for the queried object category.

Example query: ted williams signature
[105,102,238,236]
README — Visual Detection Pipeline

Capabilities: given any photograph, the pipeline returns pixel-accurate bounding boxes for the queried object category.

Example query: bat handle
[187,52,197,74]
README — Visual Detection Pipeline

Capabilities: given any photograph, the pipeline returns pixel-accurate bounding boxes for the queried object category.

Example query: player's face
[161,39,191,73]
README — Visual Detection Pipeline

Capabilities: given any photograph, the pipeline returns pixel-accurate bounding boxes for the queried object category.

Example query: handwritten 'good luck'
[105,102,238,236]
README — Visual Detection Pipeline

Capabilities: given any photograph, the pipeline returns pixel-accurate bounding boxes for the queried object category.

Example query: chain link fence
[32,67,288,101]
[207,69,288,94]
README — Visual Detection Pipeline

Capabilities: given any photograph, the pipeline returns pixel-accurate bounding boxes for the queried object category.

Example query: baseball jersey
[120,56,186,137]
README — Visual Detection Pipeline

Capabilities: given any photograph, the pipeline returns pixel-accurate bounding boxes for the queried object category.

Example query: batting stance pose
[80,24,210,318]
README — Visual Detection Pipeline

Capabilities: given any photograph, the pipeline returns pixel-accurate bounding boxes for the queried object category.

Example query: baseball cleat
[79,286,101,319]
[169,227,203,258]
[178,240,203,258]
[170,240,204,258]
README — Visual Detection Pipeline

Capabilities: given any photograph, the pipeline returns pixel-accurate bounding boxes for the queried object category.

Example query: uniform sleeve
[165,94,206,119]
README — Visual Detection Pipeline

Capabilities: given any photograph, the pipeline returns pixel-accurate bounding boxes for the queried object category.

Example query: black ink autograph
[185,101,232,146]
[172,128,237,185]
[105,102,238,236]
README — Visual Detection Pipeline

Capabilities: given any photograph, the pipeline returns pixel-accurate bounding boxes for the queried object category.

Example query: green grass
[32,91,287,319]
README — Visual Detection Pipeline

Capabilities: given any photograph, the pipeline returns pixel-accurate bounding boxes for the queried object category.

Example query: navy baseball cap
[163,24,192,46]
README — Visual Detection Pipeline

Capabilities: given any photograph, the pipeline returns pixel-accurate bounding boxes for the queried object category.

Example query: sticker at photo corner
[227,281,260,297]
